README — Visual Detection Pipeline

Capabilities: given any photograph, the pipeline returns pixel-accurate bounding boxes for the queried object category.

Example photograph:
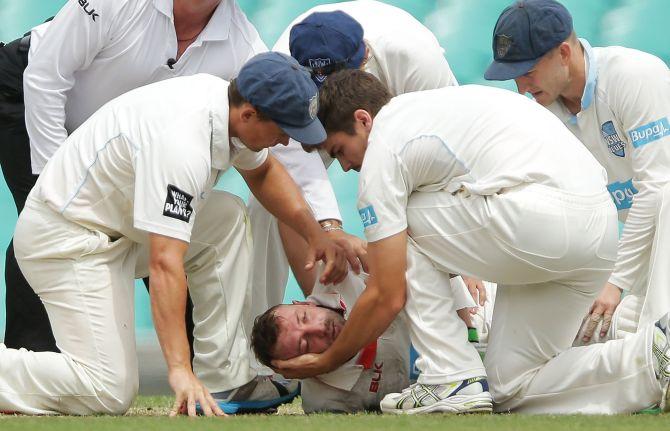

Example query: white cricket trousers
[637,183,670,329]
[0,191,254,415]
[405,183,662,414]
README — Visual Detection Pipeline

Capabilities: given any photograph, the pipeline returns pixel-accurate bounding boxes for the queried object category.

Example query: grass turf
[0,396,666,431]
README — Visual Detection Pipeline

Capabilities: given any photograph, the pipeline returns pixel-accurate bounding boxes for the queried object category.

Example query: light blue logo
[601,120,625,157]
[358,205,378,228]
[607,179,638,211]
[628,117,670,148]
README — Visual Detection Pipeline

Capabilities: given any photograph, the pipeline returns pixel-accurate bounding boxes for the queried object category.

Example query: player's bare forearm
[321,231,408,371]
[148,233,191,372]
[240,155,322,242]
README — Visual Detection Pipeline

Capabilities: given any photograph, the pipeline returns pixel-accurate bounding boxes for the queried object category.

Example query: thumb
[304,247,316,271]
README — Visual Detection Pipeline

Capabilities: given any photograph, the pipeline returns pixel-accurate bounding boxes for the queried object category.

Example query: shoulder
[597,46,668,86]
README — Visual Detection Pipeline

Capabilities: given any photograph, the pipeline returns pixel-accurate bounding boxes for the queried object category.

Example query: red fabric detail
[356,340,378,369]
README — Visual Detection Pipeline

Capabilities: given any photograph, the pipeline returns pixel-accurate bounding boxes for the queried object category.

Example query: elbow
[372,287,406,317]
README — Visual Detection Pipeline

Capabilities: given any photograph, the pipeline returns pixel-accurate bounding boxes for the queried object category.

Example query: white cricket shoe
[652,312,670,412]
[380,376,492,414]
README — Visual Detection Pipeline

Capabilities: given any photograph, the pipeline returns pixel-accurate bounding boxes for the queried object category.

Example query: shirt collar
[198,0,232,42]
[209,80,231,171]
[153,0,232,42]
[153,0,173,20]
[563,38,597,125]
[580,38,598,111]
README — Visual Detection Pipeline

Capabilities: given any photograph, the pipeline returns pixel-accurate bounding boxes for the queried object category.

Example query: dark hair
[303,69,391,152]
[250,304,282,367]
[228,78,272,121]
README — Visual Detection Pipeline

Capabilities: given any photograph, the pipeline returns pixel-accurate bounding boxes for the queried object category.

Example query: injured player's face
[271,303,346,360]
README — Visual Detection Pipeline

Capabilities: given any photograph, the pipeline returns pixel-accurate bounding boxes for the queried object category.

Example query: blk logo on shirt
[163,184,194,222]
[601,121,625,157]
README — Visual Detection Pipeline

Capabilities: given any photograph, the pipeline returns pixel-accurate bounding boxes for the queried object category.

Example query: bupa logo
[163,184,194,222]
[628,117,670,148]
[308,58,331,83]
[358,205,378,229]
[600,121,625,157]
[606,179,638,211]
[78,0,99,22]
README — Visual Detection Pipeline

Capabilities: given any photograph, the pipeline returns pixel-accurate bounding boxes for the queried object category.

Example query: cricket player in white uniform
[272,69,670,415]
[2,1,301,410]
[247,1,465,331]
[251,246,481,413]
[485,0,670,342]
[0,53,349,416]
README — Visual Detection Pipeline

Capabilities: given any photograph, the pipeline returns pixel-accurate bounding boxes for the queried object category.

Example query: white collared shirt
[32,74,267,244]
[546,39,670,292]
[269,0,458,222]
[24,0,267,174]
[358,85,607,243]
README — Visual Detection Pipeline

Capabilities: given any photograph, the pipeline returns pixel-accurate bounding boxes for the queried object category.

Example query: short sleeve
[133,130,211,243]
[357,137,409,243]
[230,137,268,171]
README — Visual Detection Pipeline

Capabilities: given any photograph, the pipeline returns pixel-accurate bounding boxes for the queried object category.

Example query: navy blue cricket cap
[236,52,326,145]
[484,0,573,81]
[289,10,366,87]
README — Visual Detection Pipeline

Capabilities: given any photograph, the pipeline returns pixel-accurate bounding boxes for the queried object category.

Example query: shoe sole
[198,384,300,415]
[381,392,493,415]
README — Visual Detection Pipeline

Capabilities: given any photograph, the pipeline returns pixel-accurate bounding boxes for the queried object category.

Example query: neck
[173,0,220,39]
[560,42,586,115]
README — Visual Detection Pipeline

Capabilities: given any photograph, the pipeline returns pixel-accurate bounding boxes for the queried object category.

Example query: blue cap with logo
[237,52,325,145]
[484,0,573,81]
[289,10,366,87]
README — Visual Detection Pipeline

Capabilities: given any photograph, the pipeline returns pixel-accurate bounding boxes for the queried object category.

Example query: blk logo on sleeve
[163,184,194,222]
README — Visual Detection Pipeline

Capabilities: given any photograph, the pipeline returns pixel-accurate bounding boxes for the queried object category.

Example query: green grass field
[0,396,666,431]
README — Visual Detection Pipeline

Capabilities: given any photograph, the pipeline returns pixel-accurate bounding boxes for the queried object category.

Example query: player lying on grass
[272,69,670,415]
[251,246,484,413]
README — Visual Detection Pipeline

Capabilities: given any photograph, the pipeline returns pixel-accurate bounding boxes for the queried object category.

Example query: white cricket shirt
[358,85,608,243]
[270,0,459,222]
[31,74,267,244]
[546,39,670,292]
[24,0,266,174]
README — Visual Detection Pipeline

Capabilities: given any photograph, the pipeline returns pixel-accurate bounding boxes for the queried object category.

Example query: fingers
[582,306,604,343]
[476,282,486,306]
[205,391,226,417]
[170,395,184,417]
[457,307,474,327]
[197,388,213,417]
[187,389,197,417]
[344,246,361,274]
[304,248,316,272]
[358,250,370,273]
[320,247,347,285]
[600,313,613,339]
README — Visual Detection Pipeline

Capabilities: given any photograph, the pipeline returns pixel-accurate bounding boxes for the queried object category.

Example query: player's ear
[354,109,373,133]
[239,103,256,122]
[558,42,571,65]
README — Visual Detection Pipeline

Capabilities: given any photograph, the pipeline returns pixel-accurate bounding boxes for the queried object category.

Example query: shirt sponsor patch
[358,205,378,229]
[78,0,99,22]
[607,179,638,211]
[628,117,670,148]
[163,184,194,222]
[601,121,625,157]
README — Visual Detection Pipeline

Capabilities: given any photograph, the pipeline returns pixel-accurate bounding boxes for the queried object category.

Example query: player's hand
[462,276,486,306]
[305,233,347,285]
[168,366,225,417]
[457,307,477,327]
[582,282,623,343]
[326,229,369,274]
[271,353,329,379]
